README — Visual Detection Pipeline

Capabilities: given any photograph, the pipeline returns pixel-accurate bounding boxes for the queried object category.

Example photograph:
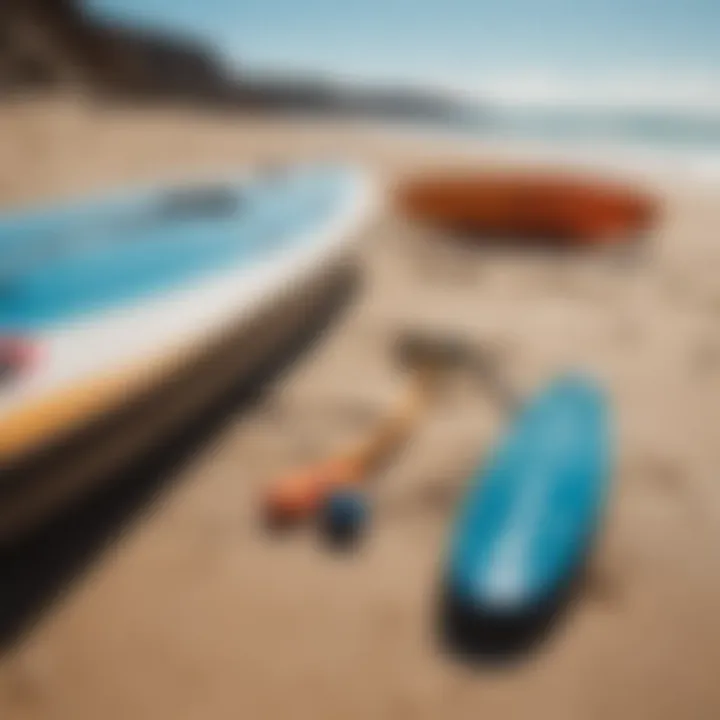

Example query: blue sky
[88,0,720,108]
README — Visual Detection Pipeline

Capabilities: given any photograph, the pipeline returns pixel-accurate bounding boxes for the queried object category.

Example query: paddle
[262,331,514,529]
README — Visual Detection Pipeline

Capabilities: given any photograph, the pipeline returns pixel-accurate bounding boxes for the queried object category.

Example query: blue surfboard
[444,374,611,622]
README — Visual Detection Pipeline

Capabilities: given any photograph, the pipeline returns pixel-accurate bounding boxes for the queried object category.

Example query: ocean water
[450,104,720,185]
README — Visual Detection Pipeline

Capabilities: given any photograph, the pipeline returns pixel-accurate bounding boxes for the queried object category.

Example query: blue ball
[321,489,369,544]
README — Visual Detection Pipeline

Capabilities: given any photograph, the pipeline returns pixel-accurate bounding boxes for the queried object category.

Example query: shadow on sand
[422,224,654,263]
[0,265,360,652]
[437,561,591,667]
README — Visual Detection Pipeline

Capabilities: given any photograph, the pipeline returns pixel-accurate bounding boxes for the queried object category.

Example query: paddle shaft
[341,363,438,477]
[264,363,439,522]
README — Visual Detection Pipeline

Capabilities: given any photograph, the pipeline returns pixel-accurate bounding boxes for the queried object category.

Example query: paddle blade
[263,457,362,525]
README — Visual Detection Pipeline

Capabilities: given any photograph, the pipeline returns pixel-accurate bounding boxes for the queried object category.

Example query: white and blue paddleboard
[0,164,376,539]
[443,375,611,625]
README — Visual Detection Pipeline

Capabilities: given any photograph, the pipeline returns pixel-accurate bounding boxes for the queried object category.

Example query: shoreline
[1,95,719,212]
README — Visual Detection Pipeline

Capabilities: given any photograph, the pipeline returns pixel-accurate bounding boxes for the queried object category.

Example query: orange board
[396,171,658,245]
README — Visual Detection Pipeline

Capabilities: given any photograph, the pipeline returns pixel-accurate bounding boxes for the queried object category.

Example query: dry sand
[1,97,720,720]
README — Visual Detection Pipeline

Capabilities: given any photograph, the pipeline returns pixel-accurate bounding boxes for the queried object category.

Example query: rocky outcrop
[0,0,470,122]
[0,0,236,99]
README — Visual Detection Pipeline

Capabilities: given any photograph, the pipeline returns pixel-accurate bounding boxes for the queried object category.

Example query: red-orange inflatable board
[396,172,658,245]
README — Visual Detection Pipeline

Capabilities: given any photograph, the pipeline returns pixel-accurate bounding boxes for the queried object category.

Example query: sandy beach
[1,97,720,719]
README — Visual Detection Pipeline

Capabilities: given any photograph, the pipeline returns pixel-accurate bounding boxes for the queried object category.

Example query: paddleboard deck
[0,164,376,543]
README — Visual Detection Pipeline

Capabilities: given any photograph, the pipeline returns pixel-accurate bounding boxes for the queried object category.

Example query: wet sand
[1,97,720,719]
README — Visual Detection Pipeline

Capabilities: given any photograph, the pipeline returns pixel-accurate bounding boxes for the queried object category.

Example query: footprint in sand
[624,454,687,501]
[611,315,642,348]
[691,337,720,376]
[582,547,628,608]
